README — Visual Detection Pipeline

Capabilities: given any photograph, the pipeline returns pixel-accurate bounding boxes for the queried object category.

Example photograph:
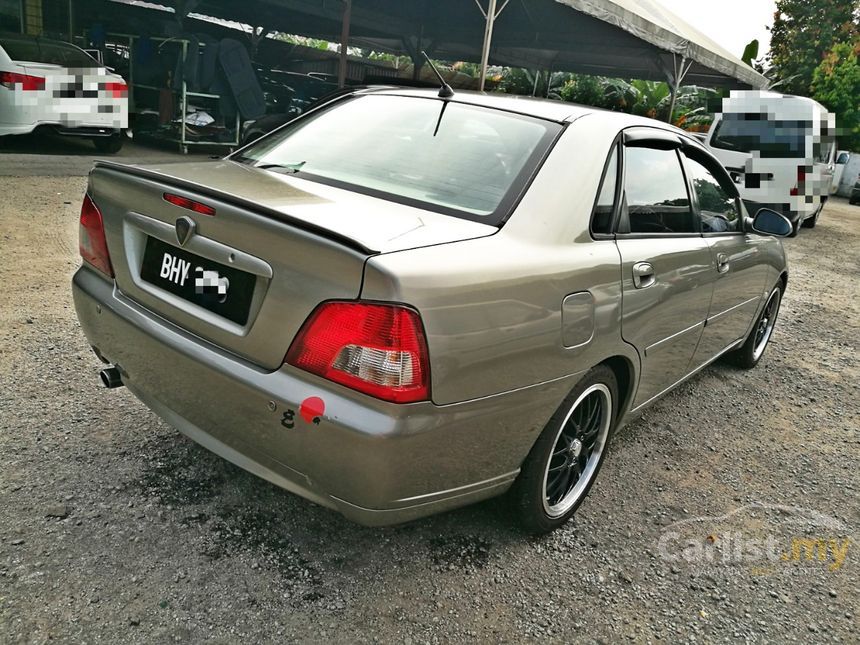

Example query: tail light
[103,81,128,98]
[285,302,430,403]
[790,166,808,197]
[79,194,114,277]
[0,71,45,91]
[163,192,216,216]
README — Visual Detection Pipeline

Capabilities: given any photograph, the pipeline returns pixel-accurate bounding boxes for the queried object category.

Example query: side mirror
[749,208,792,237]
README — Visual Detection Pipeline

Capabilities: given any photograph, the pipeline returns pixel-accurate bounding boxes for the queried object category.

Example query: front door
[614,139,714,408]
[681,147,770,367]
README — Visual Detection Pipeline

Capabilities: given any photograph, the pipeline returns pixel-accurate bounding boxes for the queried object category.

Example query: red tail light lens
[285,302,430,403]
[0,71,45,91]
[790,166,808,197]
[79,194,114,277]
[103,81,128,98]
[163,192,216,216]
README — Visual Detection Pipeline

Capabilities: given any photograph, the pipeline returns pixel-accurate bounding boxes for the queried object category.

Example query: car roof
[361,87,595,123]
[356,87,697,138]
[0,32,78,48]
[719,90,830,117]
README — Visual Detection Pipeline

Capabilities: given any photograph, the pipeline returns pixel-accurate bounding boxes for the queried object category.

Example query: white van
[705,91,836,235]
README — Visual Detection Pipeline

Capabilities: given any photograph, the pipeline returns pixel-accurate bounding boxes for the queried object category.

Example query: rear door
[681,147,769,368]
[614,131,714,408]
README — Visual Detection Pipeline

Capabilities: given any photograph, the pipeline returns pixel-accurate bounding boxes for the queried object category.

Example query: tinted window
[0,37,99,68]
[235,95,560,223]
[0,0,20,32]
[684,153,740,233]
[592,146,618,235]
[836,152,850,164]
[711,113,808,159]
[624,147,695,234]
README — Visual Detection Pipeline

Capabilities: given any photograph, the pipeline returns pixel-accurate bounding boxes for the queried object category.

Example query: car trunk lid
[89,160,495,369]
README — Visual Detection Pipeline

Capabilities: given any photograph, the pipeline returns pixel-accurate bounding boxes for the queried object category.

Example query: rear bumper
[743,200,817,223]
[72,267,576,525]
[0,123,122,137]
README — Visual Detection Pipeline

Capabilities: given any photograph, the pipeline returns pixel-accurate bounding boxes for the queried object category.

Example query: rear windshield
[711,113,809,159]
[1,37,99,68]
[233,94,561,224]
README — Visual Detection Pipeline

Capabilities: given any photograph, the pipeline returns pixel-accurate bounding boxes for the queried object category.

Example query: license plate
[140,236,255,325]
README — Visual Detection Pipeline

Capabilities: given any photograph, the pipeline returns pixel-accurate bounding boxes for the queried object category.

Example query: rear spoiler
[92,160,377,256]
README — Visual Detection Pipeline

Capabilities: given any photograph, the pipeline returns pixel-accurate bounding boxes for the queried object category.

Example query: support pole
[666,54,691,123]
[667,81,679,124]
[478,0,497,92]
[338,0,352,89]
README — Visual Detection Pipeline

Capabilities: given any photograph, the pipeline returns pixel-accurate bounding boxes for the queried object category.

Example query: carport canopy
[106,0,768,90]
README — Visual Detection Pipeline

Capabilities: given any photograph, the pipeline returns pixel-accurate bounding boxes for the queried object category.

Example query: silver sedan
[72,88,790,532]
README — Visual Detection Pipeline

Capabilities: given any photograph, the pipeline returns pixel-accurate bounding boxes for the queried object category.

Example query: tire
[241,130,264,147]
[802,203,823,228]
[92,134,124,154]
[729,283,783,369]
[788,217,802,237]
[510,365,618,534]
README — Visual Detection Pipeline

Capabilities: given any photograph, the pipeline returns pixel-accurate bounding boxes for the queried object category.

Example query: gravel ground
[0,175,858,644]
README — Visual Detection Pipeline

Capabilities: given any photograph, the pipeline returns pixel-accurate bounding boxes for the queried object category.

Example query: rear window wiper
[255,161,306,174]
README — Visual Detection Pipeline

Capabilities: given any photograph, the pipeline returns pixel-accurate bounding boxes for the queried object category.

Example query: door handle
[632,262,655,289]
[716,253,730,274]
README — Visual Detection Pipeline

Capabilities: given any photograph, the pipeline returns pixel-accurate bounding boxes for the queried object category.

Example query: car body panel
[72,89,788,525]
[692,234,772,367]
[615,237,713,407]
[73,266,584,525]
[832,150,849,194]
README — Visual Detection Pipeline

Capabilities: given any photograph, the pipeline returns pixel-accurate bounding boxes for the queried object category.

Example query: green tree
[812,42,860,150]
[768,0,859,95]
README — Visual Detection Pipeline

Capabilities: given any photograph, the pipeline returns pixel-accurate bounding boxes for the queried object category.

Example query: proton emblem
[175,216,196,247]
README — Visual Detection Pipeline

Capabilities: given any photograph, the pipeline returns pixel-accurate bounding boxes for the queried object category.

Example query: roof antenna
[421,51,454,98]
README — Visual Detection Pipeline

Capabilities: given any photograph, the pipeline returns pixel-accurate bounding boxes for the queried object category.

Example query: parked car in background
[850,174,860,205]
[241,67,338,145]
[73,88,791,533]
[832,150,850,194]
[0,32,128,152]
[705,90,836,236]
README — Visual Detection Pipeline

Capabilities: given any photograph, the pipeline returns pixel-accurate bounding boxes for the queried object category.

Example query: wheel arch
[600,355,636,422]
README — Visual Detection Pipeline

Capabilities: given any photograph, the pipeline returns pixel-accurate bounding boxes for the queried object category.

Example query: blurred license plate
[140,236,255,325]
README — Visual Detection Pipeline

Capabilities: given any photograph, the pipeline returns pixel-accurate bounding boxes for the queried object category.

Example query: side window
[683,152,741,233]
[592,146,618,235]
[623,146,695,234]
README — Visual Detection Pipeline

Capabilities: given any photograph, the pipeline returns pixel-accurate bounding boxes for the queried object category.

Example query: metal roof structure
[159,0,766,90]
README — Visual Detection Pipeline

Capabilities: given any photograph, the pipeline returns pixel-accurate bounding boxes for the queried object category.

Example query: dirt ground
[0,174,858,644]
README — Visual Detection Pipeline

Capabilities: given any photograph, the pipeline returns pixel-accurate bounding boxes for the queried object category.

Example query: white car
[832,150,850,194]
[0,33,128,152]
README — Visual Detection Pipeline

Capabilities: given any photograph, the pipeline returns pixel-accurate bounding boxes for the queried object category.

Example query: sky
[656,0,777,61]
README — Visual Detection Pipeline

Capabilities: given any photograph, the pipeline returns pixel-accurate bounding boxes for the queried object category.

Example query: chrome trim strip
[631,339,745,413]
[125,211,273,278]
[394,470,520,505]
[644,320,705,356]
[705,295,760,325]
